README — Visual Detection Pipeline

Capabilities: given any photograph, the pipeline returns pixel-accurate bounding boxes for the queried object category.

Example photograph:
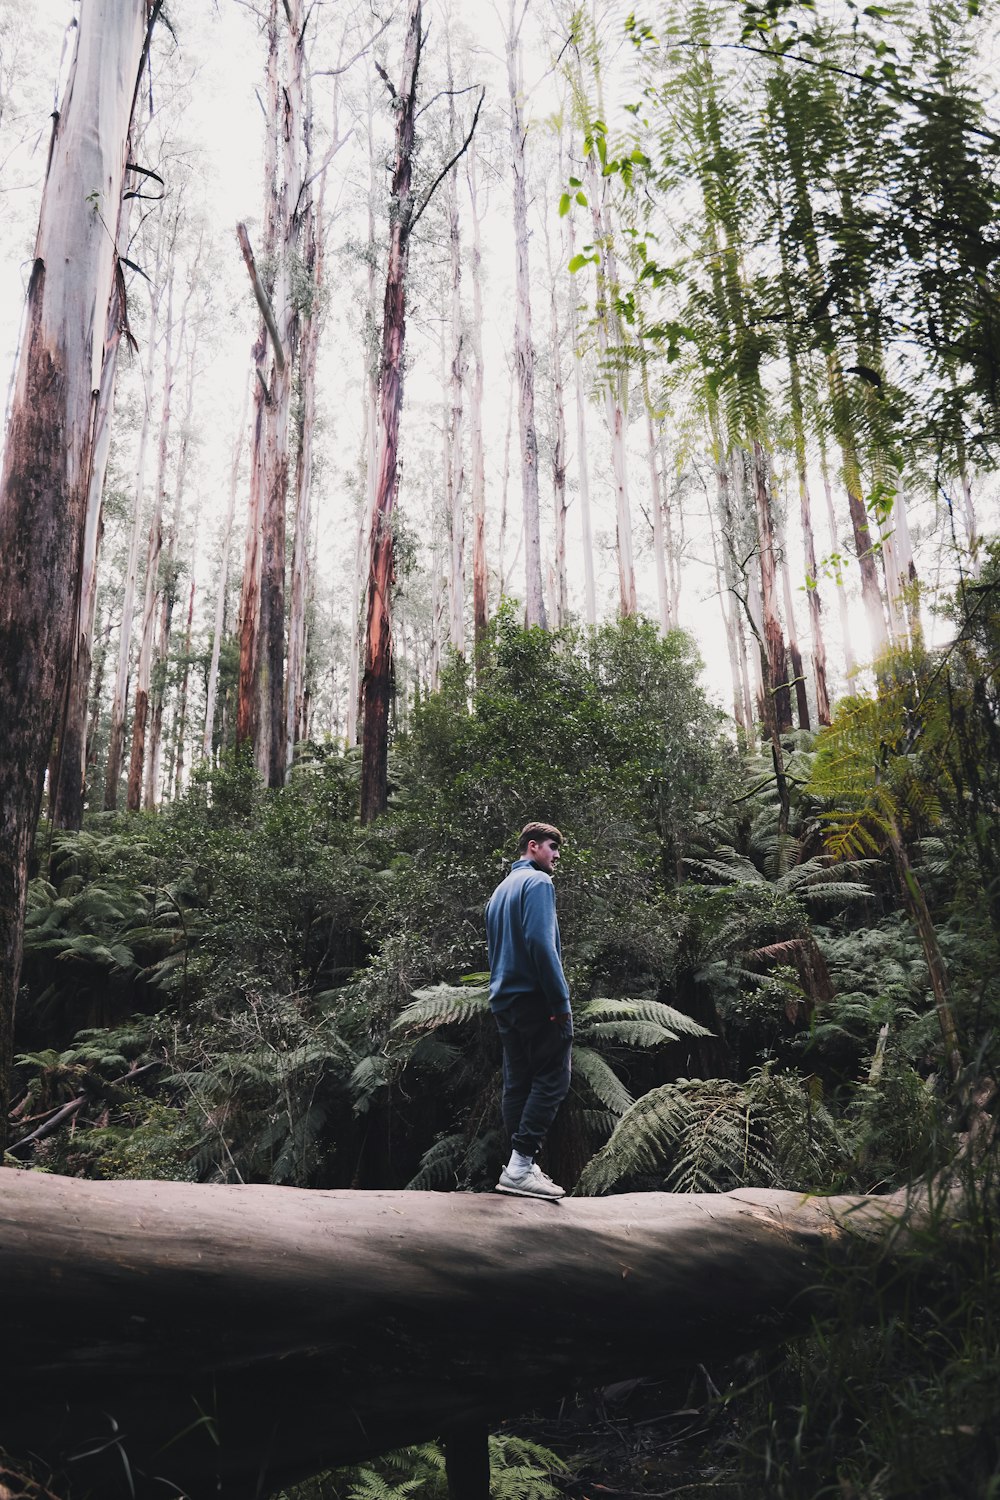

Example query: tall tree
[127,264,178,811]
[467,138,489,655]
[0,0,156,1148]
[360,0,423,823]
[506,0,547,629]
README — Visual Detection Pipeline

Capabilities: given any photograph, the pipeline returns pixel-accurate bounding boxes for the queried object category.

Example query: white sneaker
[495,1163,565,1200]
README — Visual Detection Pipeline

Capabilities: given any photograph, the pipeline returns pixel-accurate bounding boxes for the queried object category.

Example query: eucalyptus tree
[506,0,547,628]
[0,0,159,1147]
[565,7,638,619]
[236,0,317,789]
[467,136,489,653]
[127,248,181,812]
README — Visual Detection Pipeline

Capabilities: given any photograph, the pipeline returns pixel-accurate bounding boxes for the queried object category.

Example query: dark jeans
[493,996,573,1158]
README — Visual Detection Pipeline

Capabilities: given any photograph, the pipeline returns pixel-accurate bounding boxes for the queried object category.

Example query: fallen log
[0,1166,963,1499]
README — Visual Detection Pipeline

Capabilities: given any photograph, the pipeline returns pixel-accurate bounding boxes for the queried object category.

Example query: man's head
[517,821,563,875]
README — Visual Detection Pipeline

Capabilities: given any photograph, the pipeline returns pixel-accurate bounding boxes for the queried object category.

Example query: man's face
[527,838,561,875]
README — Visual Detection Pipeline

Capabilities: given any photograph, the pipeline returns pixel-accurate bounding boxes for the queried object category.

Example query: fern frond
[393,984,490,1032]
[579,997,711,1039]
[570,1045,634,1115]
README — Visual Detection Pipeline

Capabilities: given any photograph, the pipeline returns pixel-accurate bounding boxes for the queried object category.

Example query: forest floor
[510,1372,744,1499]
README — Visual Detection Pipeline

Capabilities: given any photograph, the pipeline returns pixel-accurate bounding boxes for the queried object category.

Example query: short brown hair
[517,821,563,855]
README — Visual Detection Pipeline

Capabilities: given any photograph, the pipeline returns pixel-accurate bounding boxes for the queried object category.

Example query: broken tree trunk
[0,1168,964,1500]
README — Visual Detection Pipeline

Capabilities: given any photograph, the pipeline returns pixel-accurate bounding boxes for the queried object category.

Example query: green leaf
[558,193,571,217]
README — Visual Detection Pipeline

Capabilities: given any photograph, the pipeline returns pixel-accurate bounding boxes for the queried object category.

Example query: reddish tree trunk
[360,0,422,824]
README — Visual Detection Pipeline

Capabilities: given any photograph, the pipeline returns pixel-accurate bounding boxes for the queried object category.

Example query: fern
[393,984,490,1032]
[579,996,711,1038]
[571,1045,634,1115]
[576,1073,847,1195]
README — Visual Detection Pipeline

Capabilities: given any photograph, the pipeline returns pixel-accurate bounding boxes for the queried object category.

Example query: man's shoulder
[489,863,551,900]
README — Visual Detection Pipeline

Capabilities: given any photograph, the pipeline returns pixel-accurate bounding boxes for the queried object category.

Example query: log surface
[0,1167,941,1497]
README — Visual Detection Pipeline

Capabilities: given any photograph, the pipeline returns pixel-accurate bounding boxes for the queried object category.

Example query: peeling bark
[0,0,153,1148]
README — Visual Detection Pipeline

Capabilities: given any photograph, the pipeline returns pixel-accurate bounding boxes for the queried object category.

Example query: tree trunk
[0,0,153,1149]
[543,198,569,629]
[446,40,466,657]
[818,432,857,677]
[0,1168,966,1499]
[127,272,176,812]
[203,386,247,763]
[777,508,810,730]
[506,0,546,629]
[467,141,489,656]
[638,328,671,634]
[750,441,792,733]
[106,242,164,810]
[287,182,325,768]
[566,211,597,627]
[585,150,636,618]
[50,211,129,830]
[360,0,422,824]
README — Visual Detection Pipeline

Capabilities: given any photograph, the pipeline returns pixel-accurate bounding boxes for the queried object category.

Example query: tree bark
[777,509,811,731]
[445,38,466,658]
[543,196,569,629]
[360,0,422,823]
[0,0,153,1148]
[203,386,247,763]
[287,181,325,768]
[106,235,165,810]
[750,441,792,733]
[127,270,176,811]
[467,141,489,657]
[506,0,547,629]
[566,210,597,628]
[585,150,636,618]
[0,1168,966,1499]
[50,226,127,829]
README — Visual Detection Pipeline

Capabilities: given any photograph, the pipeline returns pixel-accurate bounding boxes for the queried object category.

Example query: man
[485,821,573,1200]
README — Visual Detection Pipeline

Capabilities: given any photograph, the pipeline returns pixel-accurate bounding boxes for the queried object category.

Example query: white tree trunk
[506,0,546,629]
[446,41,466,656]
[567,214,597,627]
[584,152,636,617]
[127,271,176,812]
[105,234,165,810]
[467,140,488,654]
[0,0,152,1146]
[203,384,247,763]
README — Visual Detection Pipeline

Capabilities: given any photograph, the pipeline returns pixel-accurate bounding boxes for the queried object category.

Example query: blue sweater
[485,858,571,1014]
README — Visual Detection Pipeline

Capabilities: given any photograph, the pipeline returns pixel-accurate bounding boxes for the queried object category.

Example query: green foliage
[576,1068,845,1195]
[276,1434,567,1500]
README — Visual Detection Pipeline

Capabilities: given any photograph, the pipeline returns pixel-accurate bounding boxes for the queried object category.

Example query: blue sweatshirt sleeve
[521,876,571,1013]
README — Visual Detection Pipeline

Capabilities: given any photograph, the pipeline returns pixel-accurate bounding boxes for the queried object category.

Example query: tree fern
[576,1072,846,1196]
[393,984,490,1032]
